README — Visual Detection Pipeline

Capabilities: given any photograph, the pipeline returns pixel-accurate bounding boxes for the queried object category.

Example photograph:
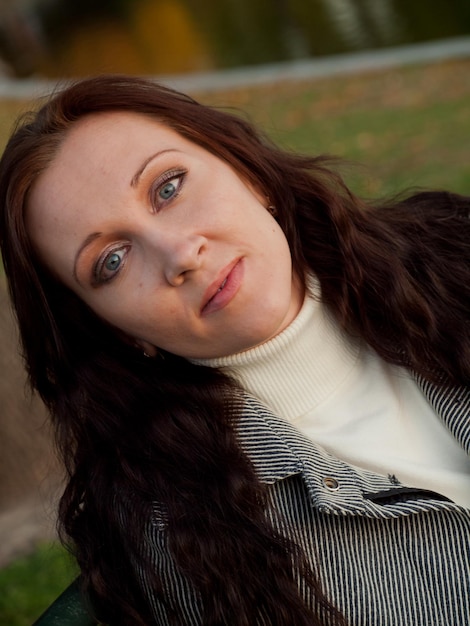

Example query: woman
[0,75,469,626]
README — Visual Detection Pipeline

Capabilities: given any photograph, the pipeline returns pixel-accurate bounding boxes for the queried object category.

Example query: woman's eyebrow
[73,231,102,283]
[130,148,181,188]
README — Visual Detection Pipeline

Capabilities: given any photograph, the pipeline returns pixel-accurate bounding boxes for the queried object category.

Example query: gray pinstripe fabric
[141,377,470,625]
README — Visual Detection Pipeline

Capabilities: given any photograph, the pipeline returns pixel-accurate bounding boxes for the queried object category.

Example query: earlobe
[266,202,277,217]
[135,339,158,358]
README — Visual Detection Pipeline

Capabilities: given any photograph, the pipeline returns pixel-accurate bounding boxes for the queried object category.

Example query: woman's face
[27,111,303,359]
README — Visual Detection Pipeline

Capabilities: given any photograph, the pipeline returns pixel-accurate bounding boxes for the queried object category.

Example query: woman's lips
[201,258,243,316]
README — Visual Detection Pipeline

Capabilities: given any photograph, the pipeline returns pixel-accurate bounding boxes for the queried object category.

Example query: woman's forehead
[30,111,194,201]
[64,110,184,152]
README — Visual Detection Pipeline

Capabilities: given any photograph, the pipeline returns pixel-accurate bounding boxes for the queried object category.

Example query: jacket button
[322,476,340,491]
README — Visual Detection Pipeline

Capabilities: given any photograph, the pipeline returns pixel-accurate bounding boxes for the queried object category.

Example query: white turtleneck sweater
[194,282,470,508]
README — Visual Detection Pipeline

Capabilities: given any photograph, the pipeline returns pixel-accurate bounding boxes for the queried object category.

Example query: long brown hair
[0,75,469,625]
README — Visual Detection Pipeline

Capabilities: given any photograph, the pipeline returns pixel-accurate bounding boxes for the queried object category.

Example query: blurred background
[1,2,470,624]
[0,0,469,78]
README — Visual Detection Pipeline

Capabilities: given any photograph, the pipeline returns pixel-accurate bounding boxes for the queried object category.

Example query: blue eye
[105,252,122,271]
[159,181,177,200]
[94,246,129,285]
[153,171,186,210]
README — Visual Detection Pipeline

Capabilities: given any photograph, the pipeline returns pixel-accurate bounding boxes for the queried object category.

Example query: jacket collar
[414,374,470,454]
[234,391,465,518]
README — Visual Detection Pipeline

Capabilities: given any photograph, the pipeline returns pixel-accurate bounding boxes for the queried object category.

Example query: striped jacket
[141,377,470,625]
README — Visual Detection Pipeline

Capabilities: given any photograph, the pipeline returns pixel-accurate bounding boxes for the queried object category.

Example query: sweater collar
[193,278,360,422]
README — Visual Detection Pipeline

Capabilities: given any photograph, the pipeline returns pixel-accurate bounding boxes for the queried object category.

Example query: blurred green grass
[200,57,470,196]
[0,542,78,626]
[0,56,469,624]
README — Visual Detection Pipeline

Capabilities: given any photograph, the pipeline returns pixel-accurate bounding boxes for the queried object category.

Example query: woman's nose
[154,231,207,286]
